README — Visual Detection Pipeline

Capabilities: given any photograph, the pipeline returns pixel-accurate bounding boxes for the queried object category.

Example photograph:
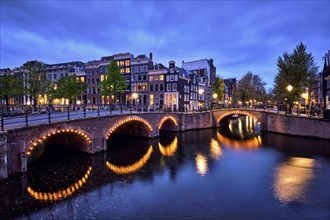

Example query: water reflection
[273,157,315,204]
[27,166,92,202]
[106,146,153,175]
[217,132,262,150]
[195,153,208,176]
[228,116,260,139]
[158,136,178,157]
[210,138,222,160]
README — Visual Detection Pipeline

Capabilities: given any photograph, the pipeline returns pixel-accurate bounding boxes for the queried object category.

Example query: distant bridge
[0,109,329,179]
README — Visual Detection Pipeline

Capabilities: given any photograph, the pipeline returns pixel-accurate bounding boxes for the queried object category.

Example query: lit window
[137,83,142,91]
[120,61,125,66]
[116,61,120,66]
[101,75,105,81]
[150,94,154,105]
[126,67,130,73]
[120,68,125,73]
[143,82,148,91]
[125,60,130,66]
[155,76,159,81]
[149,76,153,81]
[80,77,85,83]
[159,75,164,81]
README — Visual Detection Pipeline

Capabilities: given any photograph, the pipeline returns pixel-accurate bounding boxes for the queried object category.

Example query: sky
[1,0,329,90]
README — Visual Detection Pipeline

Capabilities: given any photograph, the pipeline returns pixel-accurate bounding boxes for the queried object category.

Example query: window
[92,79,95,84]
[170,68,174,73]
[155,76,159,81]
[155,84,158,91]
[138,75,142,81]
[143,82,148,91]
[80,77,85,83]
[167,84,171,91]
[150,94,154,105]
[61,73,64,78]
[53,74,57,80]
[120,61,125,66]
[132,83,136,92]
[120,68,125,73]
[125,60,130,66]
[132,66,137,73]
[159,75,164,81]
[172,83,177,91]
[126,67,130,73]
[48,75,52,80]
[116,61,120,66]
[87,79,90,84]
[149,76,154,81]
[160,84,163,91]
[150,84,154,91]
[131,75,136,81]
[96,78,99,83]
[101,75,105,81]
[175,75,178,81]
[143,74,147,80]
[170,75,175,81]
[137,83,142,91]
[166,75,169,81]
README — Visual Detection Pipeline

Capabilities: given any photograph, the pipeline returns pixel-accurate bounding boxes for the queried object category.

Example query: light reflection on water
[0,123,329,219]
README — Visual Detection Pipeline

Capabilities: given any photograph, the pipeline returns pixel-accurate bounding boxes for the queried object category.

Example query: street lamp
[212,93,218,109]
[198,89,204,111]
[286,85,293,114]
[301,92,307,114]
[132,92,138,112]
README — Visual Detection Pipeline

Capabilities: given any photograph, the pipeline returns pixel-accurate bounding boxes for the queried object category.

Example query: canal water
[0,116,329,219]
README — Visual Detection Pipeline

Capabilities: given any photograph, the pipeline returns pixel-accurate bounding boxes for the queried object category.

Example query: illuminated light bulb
[57,130,60,133]
[33,142,37,146]
[43,136,46,139]
[27,152,31,155]
[30,147,33,150]
[66,129,69,132]
[38,139,42,142]
[48,134,51,137]
[53,132,56,134]
[62,129,65,132]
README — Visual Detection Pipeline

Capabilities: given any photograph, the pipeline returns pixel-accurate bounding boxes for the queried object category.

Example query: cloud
[1,0,329,89]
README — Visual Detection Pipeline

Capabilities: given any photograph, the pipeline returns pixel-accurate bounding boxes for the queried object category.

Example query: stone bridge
[1,109,329,179]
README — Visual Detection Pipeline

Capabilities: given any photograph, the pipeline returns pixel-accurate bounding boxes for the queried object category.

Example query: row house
[148,64,167,110]
[45,61,86,106]
[130,54,153,108]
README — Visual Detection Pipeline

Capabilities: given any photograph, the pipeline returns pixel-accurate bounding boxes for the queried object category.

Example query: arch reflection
[158,137,178,157]
[217,132,262,150]
[27,166,92,202]
[106,145,153,175]
[273,157,315,204]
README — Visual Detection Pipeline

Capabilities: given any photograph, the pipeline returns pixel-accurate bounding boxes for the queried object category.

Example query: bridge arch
[26,127,92,156]
[105,116,153,139]
[216,110,260,126]
[158,115,178,131]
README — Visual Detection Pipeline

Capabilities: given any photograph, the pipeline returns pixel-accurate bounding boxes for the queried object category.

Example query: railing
[0,104,326,131]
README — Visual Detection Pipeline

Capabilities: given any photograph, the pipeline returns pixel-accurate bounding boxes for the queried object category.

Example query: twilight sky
[1,0,329,89]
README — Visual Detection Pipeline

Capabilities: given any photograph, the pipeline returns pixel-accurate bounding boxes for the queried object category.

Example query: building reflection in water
[210,138,222,160]
[273,157,315,204]
[27,166,92,202]
[217,115,262,150]
[158,136,178,157]
[106,145,153,175]
[195,153,208,176]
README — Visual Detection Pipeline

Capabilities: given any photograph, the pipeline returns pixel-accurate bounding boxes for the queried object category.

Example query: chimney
[149,52,153,61]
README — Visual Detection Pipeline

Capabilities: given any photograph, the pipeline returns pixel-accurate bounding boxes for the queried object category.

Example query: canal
[0,116,329,219]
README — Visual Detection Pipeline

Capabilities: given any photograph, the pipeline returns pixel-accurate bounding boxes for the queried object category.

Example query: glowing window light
[106,146,153,174]
[27,166,92,202]
[158,137,178,157]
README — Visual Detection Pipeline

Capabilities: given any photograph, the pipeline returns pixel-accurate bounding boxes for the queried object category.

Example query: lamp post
[132,92,138,112]
[301,92,307,114]
[286,85,293,114]
[212,93,218,109]
[198,88,204,111]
